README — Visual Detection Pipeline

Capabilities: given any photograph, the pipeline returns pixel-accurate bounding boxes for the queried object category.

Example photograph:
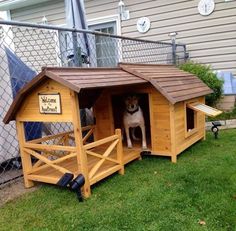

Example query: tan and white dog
[123,95,147,149]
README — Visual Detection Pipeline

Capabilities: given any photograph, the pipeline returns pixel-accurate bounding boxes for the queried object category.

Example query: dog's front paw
[128,144,133,149]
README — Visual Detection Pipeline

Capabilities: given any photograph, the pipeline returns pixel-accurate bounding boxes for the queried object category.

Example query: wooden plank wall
[174,96,205,155]
[150,89,171,155]
[93,91,114,140]
[17,79,73,122]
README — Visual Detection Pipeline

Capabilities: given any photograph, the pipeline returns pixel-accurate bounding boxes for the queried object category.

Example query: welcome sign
[39,93,62,114]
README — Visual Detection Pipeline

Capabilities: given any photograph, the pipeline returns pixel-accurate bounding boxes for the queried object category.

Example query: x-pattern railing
[83,129,124,182]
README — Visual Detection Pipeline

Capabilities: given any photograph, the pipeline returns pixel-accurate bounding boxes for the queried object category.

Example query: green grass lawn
[1,130,236,231]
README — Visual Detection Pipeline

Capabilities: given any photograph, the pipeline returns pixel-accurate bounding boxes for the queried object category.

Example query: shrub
[179,61,223,106]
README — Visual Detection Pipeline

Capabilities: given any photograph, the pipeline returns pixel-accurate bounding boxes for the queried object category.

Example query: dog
[123,94,147,149]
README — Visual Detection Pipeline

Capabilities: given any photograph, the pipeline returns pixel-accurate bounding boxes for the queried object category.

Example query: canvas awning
[187,102,222,117]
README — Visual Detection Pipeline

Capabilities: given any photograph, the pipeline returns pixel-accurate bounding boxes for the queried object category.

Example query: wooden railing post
[16,119,34,188]
[70,90,91,198]
[115,129,124,175]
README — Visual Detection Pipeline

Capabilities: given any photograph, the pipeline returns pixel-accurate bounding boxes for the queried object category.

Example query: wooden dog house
[3,63,221,198]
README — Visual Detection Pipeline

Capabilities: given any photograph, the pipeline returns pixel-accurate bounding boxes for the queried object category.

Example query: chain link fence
[0,20,187,186]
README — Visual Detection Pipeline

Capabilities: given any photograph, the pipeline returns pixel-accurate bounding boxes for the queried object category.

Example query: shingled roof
[119,63,213,103]
[3,63,213,124]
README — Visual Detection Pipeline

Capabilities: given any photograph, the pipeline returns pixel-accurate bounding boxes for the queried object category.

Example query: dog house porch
[20,125,142,189]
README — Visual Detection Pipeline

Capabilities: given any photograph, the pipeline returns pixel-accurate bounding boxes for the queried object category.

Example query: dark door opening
[111,93,151,148]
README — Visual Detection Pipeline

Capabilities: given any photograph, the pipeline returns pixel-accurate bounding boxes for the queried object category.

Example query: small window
[185,102,198,137]
[186,107,196,131]
[186,106,197,134]
[185,102,222,137]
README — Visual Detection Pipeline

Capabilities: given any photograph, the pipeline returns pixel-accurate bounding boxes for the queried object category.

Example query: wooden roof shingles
[45,67,147,89]
[119,63,213,104]
[3,64,213,123]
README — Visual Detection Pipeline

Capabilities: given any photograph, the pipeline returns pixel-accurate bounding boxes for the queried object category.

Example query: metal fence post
[169,32,177,65]
[172,40,176,65]
[183,44,189,62]
[72,30,80,67]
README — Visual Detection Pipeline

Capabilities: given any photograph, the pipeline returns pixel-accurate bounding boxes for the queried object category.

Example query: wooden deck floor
[27,143,146,186]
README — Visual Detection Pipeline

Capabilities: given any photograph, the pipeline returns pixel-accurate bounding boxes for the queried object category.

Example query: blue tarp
[216,71,236,95]
[5,47,42,141]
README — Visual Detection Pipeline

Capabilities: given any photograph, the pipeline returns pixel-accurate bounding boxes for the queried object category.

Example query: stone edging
[206,119,236,131]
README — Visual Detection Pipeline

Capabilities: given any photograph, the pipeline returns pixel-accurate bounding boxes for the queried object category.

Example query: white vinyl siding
[8,0,236,75]
[85,0,236,75]
[10,0,65,25]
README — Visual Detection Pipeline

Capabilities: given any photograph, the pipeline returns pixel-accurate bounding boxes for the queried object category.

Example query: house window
[89,21,118,67]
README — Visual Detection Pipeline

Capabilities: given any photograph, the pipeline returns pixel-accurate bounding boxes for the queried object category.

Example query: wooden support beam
[32,159,44,169]
[64,134,69,146]
[82,127,94,144]
[55,135,66,145]
[86,150,119,164]
[82,125,95,132]
[70,90,91,197]
[116,129,124,175]
[16,120,34,188]
[30,152,77,174]
[83,135,119,150]
[27,174,60,185]
[24,143,76,152]
[28,130,74,144]
[90,165,122,185]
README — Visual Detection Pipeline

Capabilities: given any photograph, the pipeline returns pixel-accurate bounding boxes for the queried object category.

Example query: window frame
[87,14,121,36]
[88,14,122,67]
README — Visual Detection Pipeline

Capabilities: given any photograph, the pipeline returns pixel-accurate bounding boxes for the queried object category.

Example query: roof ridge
[42,66,121,72]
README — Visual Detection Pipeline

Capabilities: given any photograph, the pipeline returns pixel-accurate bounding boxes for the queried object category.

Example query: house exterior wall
[10,0,65,25]
[8,0,236,75]
[217,95,236,112]
[85,0,236,75]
